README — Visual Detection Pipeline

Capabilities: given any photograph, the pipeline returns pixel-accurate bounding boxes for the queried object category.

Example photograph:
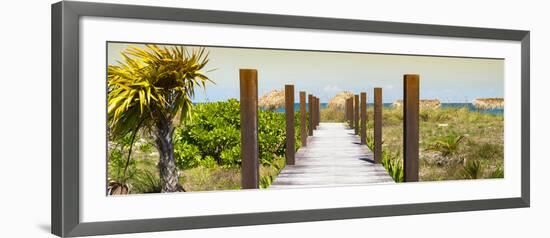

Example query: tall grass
[377,106,504,181]
[365,133,404,182]
[320,107,345,122]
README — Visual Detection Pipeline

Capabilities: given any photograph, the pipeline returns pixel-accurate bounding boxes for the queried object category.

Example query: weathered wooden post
[354,94,359,135]
[311,96,316,129]
[403,74,420,182]
[374,88,382,163]
[316,97,321,126]
[300,91,307,147]
[349,98,354,129]
[344,98,349,124]
[360,92,367,145]
[314,96,319,129]
[240,69,259,189]
[314,97,320,129]
[308,94,313,136]
[285,85,295,165]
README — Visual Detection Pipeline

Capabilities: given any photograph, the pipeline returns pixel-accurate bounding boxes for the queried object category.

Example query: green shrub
[460,159,483,179]
[200,156,218,168]
[220,146,241,166]
[258,109,286,165]
[174,142,202,170]
[138,141,154,154]
[173,99,298,169]
[428,133,464,157]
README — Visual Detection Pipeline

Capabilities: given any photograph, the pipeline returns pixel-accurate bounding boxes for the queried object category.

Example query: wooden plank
[374,88,382,163]
[308,94,313,136]
[404,74,419,182]
[239,69,259,189]
[360,92,367,145]
[285,85,295,165]
[271,123,394,189]
[300,91,307,147]
[354,94,359,135]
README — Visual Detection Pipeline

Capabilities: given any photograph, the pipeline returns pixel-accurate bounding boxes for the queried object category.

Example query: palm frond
[107,44,212,139]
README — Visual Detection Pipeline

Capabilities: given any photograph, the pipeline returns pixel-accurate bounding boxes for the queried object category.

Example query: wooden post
[348,98,353,128]
[316,97,321,126]
[374,88,382,163]
[311,96,315,130]
[313,97,319,130]
[300,91,307,147]
[403,74,420,182]
[354,94,359,135]
[349,98,354,129]
[360,92,367,145]
[344,98,350,125]
[308,94,313,136]
[312,96,316,129]
[240,69,259,189]
[285,85,295,165]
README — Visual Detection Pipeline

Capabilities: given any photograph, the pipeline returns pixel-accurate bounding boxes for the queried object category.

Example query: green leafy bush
[174,142,202,169]
[428,133,464,157]
[173,99,300,170]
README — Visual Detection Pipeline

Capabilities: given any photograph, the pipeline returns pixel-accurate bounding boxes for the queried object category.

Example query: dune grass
[368,107,504,181]
[320,107,346,122]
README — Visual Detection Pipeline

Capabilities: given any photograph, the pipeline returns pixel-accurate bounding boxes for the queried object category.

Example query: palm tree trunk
[154,118,184,192]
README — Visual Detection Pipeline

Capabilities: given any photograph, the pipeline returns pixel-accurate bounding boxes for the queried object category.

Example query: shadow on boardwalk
[270,123,394,189]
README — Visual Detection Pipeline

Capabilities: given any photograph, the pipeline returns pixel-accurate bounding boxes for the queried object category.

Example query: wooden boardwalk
[270,123,394,189]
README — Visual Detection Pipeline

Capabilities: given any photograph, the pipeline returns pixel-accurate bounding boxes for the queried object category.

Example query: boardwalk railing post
[314,96,319,129]
[360,92,367,145]
[312,96,316,129]
[240,69,259,189]
[354,94,359,135]
[404,74,420,182]
[308,94,313,136]
[316,97,320,127]
[344,98,350,125]
[285,85,295,165]
[315,97,321,129]
[349,98,353,128]
[300,91,307,147]
[311,96,316,130]
[349,98,354,129]
[374,88,382,163]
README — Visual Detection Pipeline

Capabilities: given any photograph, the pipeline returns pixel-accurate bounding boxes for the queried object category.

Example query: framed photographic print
[51,1,530,237]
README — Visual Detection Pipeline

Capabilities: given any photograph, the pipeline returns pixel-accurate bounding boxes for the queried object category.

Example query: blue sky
[108,43,503,103]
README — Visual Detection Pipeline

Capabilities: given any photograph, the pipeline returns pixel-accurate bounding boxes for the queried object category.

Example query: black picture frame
[51,1,530,237]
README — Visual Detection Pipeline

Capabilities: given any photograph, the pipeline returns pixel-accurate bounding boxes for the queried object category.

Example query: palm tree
[108,44,211,192]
